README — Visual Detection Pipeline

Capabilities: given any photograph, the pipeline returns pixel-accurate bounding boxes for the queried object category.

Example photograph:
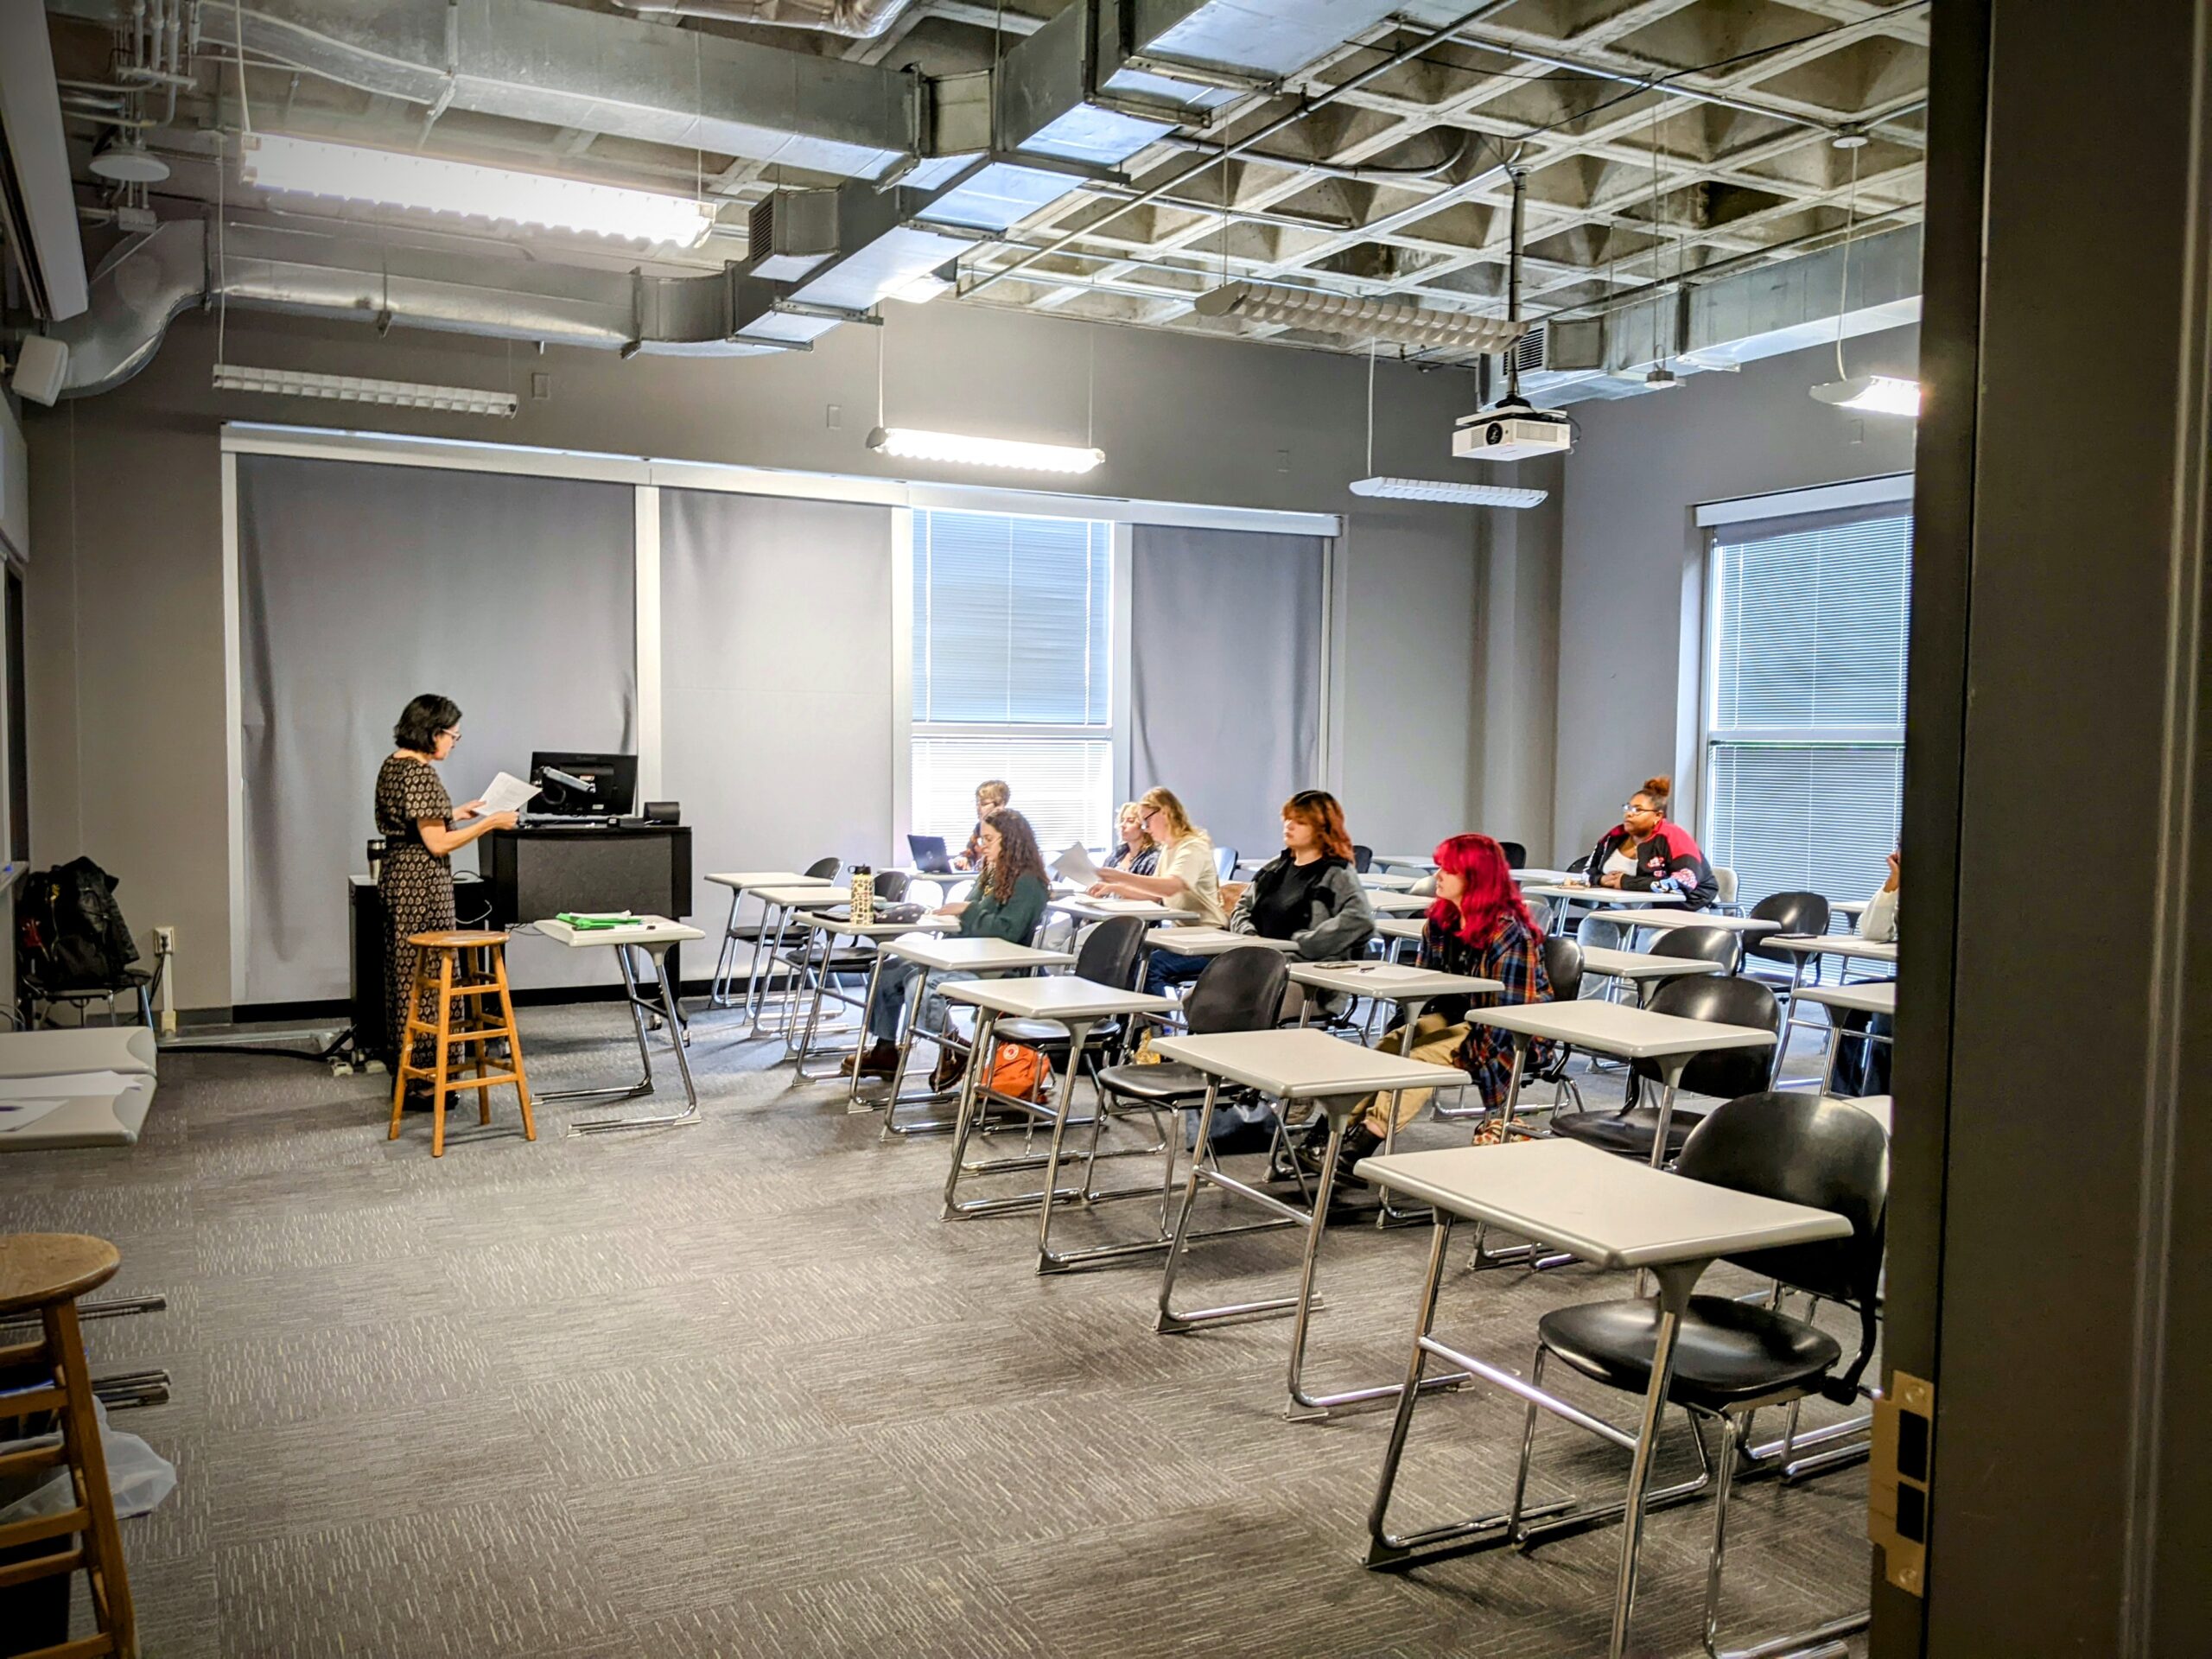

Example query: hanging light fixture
[1196,281,1527,353]
[1348,340,1549,510]
[867,427,1103,474]
[1809,130,1921,418]
[213,363,518,416]
[243,134,717,248]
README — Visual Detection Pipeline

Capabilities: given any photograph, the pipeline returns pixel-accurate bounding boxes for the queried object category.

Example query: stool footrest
[0,1441,67,1481]
[0,1543,82,1591]
[400,1022,513,1043]
[429,1073,522,1091]
[0,1384,67,1416]
[20,1632,118,1659]
[0,1504,92,1553]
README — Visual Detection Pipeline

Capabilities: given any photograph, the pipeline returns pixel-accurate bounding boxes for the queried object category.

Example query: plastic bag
[0,1397,176,1523]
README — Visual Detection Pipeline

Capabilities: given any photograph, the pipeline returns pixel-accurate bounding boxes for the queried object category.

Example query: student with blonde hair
[1102,801,1158,875]
[1087,785,1224,994]
[952,779,1010,871]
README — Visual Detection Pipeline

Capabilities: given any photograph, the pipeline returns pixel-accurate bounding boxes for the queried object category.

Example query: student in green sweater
[845,808,1052,1090]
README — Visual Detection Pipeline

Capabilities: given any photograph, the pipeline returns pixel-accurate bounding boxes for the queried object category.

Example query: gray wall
[25,302,1503,1009]
[1548,324,1921,865]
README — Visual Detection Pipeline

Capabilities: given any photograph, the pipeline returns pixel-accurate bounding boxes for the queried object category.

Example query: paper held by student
[1053,843,1103,887]
[477,771,540,817]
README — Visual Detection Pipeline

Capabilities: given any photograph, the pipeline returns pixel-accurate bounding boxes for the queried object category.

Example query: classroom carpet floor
[5,1002,1876,1659]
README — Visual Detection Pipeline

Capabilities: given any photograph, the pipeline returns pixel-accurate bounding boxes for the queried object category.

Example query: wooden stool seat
[0,1233,137,1657]
[389,932,535,1158]
[0,1234,120,1317]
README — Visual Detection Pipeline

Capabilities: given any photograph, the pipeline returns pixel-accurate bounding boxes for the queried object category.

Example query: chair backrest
[1567,854,1590,876]
[874,869,909,902]
[1213,845,1239,882]
[1073,914,1146,990]
[1713,867,1738,906]
[907,878,945,909]
[1746,890,1831,962]
[1351,843,1373,874]
[1649,925,1743,975]
[1677,1090,1889,1388]
[1181,945,1293,1036]
[804,856,842,880]
[1542,935,1584,1003]
[1632,974,1780,1098]
[1498,841,1527,869]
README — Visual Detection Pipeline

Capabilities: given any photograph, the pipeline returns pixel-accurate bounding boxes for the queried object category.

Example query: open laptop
[906,834,955,874]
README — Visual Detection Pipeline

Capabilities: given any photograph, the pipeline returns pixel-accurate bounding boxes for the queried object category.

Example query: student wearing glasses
[1102,802,1159,876]
[375,695,517,1079]
[1086,786,1224,995]
[952,779,1010,871]
[1567,773,1715,947]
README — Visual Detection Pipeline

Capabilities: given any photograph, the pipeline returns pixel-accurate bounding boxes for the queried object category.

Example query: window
[1702,507,1910,908]
[910,510,1114,853]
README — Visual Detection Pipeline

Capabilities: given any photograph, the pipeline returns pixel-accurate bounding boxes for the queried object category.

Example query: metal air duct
[611,0,917,37]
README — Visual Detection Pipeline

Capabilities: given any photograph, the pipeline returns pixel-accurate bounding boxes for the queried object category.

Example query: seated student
[951,779,1010,871]
[1570,773,1716,948]
[1102,801,1159,876]
[1227,791,1375,961]
[845,808,1049,1090]
[1310,833,1556,1180]
[1086,786,1224,995]
[1833,849,1899,1096]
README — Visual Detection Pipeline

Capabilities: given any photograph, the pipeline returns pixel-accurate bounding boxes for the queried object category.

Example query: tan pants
[1356,1012,1471,1135]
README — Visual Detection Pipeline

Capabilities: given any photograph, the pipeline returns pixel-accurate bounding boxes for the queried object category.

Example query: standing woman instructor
[376,695,517,1072]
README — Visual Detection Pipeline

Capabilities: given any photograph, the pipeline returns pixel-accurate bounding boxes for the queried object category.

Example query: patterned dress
[375,755,456,1068]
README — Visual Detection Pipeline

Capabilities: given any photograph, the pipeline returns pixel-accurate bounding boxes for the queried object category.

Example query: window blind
[911,735,1112,854]
[1705,508,1910,908]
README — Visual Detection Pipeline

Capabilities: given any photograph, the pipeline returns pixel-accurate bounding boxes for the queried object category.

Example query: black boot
[842,1040,899,1078]
[1332,1123,1385,1186]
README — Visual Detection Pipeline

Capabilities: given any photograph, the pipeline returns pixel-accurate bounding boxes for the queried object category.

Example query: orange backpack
[986,1042,1052,1103]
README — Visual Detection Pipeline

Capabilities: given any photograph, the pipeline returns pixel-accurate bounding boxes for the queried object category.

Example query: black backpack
[17,856,141,992]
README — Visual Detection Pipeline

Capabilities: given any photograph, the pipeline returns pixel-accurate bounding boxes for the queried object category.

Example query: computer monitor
[528,752,638,818]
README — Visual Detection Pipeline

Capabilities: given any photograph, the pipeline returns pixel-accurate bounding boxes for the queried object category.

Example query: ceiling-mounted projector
[1452,398,1573,461]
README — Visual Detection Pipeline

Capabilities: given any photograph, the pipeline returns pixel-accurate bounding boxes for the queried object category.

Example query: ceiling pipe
[608,0,917,37]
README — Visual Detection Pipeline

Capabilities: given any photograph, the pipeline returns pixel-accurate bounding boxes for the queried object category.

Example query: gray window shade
[1705,507,1910,908]
[912,512,1109,724]
[236,455,636,1003]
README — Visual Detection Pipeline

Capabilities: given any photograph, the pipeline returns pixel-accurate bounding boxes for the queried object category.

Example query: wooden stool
[0,1234,137,1659]
[388,931,535,1158]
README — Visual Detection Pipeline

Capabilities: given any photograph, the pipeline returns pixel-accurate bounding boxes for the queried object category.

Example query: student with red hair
[1226,790,1375,960]
[1310,831,1557,1180]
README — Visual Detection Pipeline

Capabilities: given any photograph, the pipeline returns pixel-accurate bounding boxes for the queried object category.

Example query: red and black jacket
[1582,818,1717,909]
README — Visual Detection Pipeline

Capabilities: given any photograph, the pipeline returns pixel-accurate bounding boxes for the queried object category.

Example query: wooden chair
[388,931,535,1158]
[0,1233,137,1659]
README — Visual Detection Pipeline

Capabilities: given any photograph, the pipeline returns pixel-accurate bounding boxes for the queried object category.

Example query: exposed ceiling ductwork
[610,0,918,37]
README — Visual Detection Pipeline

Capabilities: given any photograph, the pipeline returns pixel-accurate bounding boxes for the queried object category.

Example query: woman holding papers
[1102,802,1158,875]
[1306,833,1554,1182]
[375,695,518,1077]
[1087,787,1225,995]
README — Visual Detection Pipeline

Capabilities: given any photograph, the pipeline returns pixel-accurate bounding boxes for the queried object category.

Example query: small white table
[1764,934,1899,1083]
[1359,871,1421,892]
[1050,894,1187,925]
[1374,914,1427,950]
[935,976,1177,1258]
[703,871,832,1009]
[1357,1140,1849,1659]
[1150,1029,1471,1420]
[1623,910,1783,939]
[1522,886,1686,936]
[1576,944,1727,1001]
[1789,981,1897,1093]
[1512,868,1574,887]
[534,916,708,1133]
[786,911,957,1088]
[1469,1001,1775,1161]
[1373,855,1440,871]
[1141,926,1299,958]
[1364,890,1433,918]
[867,935,1075,1132]
[1848,1093,1893,1133]
[741,884,855,1033]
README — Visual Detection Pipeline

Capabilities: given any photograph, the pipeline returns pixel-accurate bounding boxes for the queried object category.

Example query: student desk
[1363,890,1433,918]
[1622,910,1783,940]
[1049,895,1187,925]
[1764,933,1899,1083]
[535,916,706,1134]
[1138,926,1298,959]
[787,912,957,1088]
[1576,945,1727,1003]
[1356,1139,1849,1659]
[866,935,1075,1133]
[1520,885,1685,935]
[1788,981,1897,1093]
[1148,1028,1471,1419]
[702,871,831,1009]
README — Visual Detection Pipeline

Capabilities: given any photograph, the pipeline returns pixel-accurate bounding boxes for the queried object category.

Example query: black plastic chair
[1520,1091,1887,1659]
[1550,975,1780,1163]
[1745,891,1830,973]
[1212,845,1240,883]
[993,917,1148,1079]
[803,856,842,880]
[1649,925,1744,978]
[1093,945,1290,1110]
[874,869,910,903]
[1566,854,1590,876]
[1351,844,1373,874]
[1499,841,1527,869]
[1522,937,1586,1114]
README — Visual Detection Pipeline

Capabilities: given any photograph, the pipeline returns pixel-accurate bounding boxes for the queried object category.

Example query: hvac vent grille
[1508,327,1548,374]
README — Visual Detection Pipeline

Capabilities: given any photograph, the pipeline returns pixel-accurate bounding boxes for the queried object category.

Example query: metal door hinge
[1868,1369,1934,1596]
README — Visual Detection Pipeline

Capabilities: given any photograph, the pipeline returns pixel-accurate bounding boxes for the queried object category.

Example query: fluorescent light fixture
[1195,282,1527,353]
[868,426,1103,474]
[1350,475,1548,508]
[243,133,717,249]
[1811,374,1921,416]
[213,363,519,417]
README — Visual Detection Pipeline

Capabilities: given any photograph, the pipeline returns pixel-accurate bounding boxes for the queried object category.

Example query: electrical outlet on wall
[153,925,176,953]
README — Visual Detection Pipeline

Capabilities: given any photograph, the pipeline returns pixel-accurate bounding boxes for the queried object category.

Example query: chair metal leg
[1700,1409,1868,1659]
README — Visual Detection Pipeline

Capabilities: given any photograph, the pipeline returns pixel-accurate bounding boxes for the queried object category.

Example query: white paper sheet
[1052,843,1103,887]
[477,770,540,816]
[0,1098,73,1134]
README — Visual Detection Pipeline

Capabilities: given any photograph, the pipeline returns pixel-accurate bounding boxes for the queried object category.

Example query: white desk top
[1834,899,1870,917]
[1373,855,1440,871]
[1522,886,1686,909]
[1359,871,1421,891]
[1577,946,1728,983]
[1375,916,1427,944]
[942,976,1177,1021]
[1768,934,1899,963]
[1050,894,1185,921]
[753,885,855,909]
[1152,1028,1468,1100]
[1795,981,1897,1016]
[1627,910,1782,937]
[537,916,705,948]
[1471,1000,1774,1061]
[705,870,833,892]
[1513,868,1574,886]
[1355,1141,1850,1268]
[1364,891,1433,916]
[797,911,958,941]
[880,935,1075,972]
[1143,927,1299,957]
[1847,1094,1892,1132]
[1289,961,1500,1001]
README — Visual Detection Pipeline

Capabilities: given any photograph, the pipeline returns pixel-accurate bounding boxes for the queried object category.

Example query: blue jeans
[1144,947,1210,999]
[866,957,975,1045]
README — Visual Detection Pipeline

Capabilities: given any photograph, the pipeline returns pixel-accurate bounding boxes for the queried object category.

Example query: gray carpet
[4,1003,1876,1658]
